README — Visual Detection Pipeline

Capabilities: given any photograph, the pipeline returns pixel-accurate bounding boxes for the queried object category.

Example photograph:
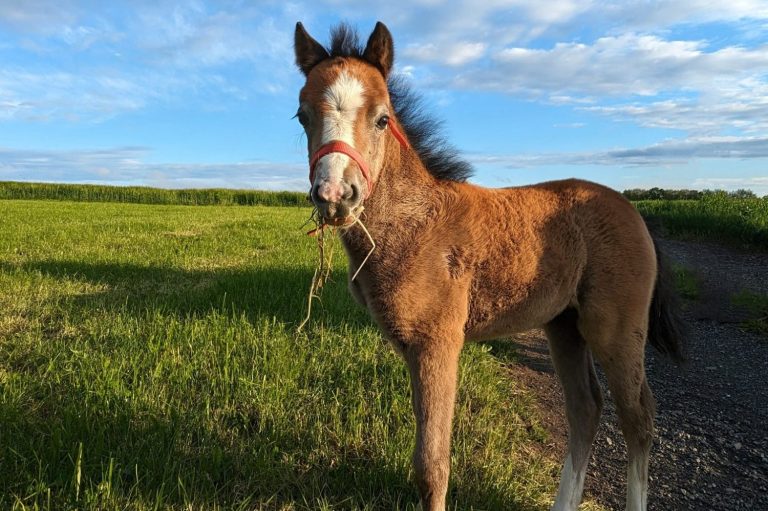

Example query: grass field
[732,291,768,338]
[635,194,768,250]
[4,181,767,250]
[0,181,307,207]
[0,199,567,510]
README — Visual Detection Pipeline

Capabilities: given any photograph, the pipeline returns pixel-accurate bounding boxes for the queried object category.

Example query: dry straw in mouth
[297,208,376,333]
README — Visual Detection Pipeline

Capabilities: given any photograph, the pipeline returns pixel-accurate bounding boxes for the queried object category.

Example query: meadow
[0,181,307,207]
[0,198,564,510]
[3,182,767,250]
[3,182,766,509]
[634,193,768,250]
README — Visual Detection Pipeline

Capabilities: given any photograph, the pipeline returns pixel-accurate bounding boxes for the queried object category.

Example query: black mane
[328,23,364,59]
[326,24,473,182]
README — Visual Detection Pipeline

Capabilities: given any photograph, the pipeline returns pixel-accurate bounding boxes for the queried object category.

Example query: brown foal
[293,21,684,511]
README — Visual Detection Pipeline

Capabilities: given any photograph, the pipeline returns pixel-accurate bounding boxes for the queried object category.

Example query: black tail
[648,237,687,364]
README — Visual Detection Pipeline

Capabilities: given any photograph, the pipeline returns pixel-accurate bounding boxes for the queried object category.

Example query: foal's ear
[294,22,329,76]
[363,21,394,78]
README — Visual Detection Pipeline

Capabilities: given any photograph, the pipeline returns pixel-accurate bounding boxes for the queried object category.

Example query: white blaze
[315,71,365,183]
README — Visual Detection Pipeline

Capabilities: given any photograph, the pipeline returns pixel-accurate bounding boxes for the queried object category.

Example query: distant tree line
[623,187,762,200]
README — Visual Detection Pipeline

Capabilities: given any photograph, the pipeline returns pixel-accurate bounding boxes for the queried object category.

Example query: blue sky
[2,1,768,195]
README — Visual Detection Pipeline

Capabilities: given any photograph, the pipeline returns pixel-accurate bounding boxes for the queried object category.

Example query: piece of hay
[297,208,376,332]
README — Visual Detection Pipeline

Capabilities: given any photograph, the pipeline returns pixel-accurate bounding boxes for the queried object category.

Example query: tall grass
[0,199,568,510]
[0,181,307,207]
[635,193,768,250]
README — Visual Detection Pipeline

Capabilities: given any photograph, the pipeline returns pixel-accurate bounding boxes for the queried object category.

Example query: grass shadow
[0,371,539,510]
[1,259,543,509]
[1,259,367,328]
[0,377,416,509]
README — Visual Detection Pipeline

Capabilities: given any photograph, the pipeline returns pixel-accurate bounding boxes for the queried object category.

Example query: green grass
[634,194,768,250]
[0,181,307,207]
[6,182,768,250]
[732,291,768,338]
[0,200,567,510]
[672,264,700,301]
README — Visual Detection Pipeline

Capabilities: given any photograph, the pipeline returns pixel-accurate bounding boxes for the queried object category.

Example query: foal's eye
[295,110,309,127]
[376,115,389,130]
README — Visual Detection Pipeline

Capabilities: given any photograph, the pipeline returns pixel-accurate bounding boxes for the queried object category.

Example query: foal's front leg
[404,340,462,511]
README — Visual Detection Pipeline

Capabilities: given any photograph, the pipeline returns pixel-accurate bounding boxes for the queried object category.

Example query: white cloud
[553,122,585,128]
[0,146,308,191]
[597,0,768,30]
[403,41,487,66]
[469,136,768,168]
[692,176,768,193]
[0,68,182,121]
[133,6,293,68]
[441,33,768,136]
[320,0,768,65]
[0,1,80,34]
[0,2,300,121]
[460,35,768,98]
[583,96,768,134]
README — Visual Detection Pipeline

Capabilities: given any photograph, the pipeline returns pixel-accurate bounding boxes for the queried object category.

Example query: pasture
[0,198,565,510]
[635,194,768,250]
[3,182,766,250]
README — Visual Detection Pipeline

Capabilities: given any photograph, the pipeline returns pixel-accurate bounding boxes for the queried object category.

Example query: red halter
[309,120,409,199]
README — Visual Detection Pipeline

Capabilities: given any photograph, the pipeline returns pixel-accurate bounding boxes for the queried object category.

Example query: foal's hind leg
[602,359,655,511]
[545,309,603,511]
[582,317,656,511]
[404,339,463,511]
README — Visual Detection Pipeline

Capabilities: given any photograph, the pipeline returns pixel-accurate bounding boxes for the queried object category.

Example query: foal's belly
[463,282,575,342]
[464,306,558,341]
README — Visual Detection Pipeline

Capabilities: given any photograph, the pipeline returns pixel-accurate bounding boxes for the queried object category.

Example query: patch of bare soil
[504,238,768,510]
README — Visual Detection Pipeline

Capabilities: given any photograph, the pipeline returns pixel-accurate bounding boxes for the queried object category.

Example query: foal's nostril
[347,183,359,202]
[310,184,323,205]
[312,181,359,217]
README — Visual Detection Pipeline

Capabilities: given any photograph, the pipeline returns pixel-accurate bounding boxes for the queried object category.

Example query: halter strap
[309,120,409,199]
[309,141,370,191]
[388,121,410,150]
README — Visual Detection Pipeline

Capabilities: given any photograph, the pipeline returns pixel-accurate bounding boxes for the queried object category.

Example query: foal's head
[294,22,402,224]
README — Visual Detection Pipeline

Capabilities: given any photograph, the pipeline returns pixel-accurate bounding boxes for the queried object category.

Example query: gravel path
[506,238,768,510]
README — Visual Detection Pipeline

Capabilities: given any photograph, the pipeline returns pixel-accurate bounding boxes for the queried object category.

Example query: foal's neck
[341,137,444,258]
[366,139,440,226]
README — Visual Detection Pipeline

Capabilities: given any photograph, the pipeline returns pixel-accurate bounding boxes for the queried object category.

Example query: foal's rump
[564,178,658,304]
[530,179,684,363]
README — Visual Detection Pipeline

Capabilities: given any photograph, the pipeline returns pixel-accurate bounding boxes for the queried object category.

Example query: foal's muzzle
[305,121,409,223]
[310,179,361,221]
[309,140,371,222]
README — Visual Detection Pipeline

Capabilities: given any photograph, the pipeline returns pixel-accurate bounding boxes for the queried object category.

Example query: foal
[294,22,684,511]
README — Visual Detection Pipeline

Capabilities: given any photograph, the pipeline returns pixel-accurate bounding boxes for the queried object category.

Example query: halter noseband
[309,120,409,199]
